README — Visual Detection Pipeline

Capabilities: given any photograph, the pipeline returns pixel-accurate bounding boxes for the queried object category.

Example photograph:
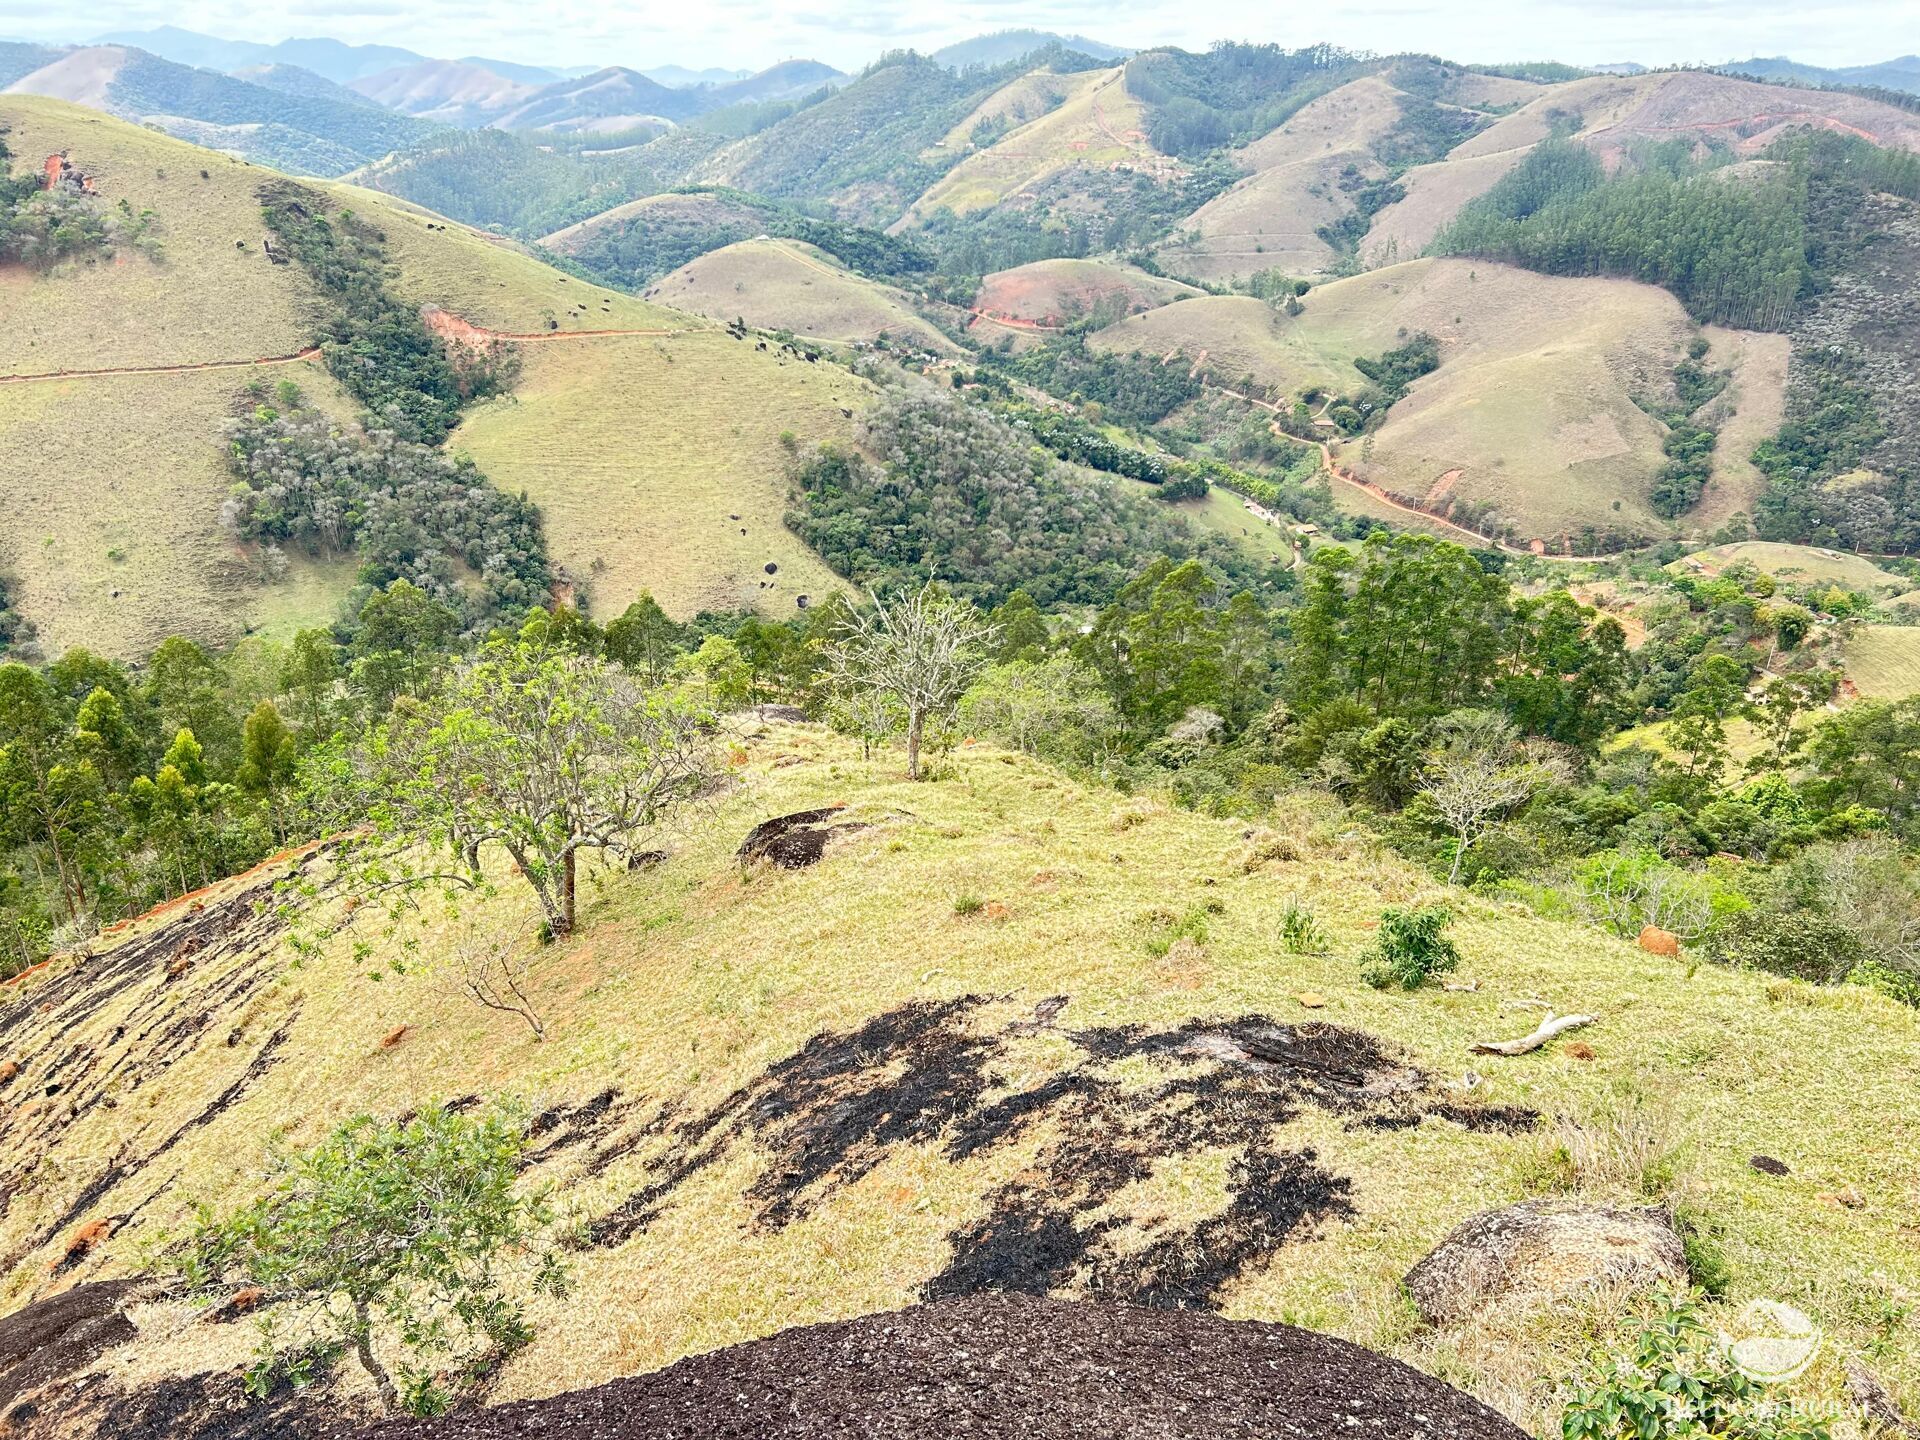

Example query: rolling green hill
[643,239,959,353]
[0,96,863,657]
[1090,258,1696,547]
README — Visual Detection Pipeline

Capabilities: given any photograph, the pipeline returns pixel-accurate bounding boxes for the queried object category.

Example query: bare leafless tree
[1420,712,1570,884]
[446,917,545,1039]
[824,584,996,780]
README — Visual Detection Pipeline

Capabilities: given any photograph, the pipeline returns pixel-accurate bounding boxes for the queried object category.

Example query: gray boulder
[1405,1200,1688,1324]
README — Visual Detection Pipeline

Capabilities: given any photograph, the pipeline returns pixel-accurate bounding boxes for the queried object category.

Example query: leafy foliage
[259,182,509,445]
[221,385,550,631]
[178,1106,563,1414]
[1562,1291,1829,1440]
[995,338,1204,428]
[324,641,714,935]
[0,137,154,269]
[1434,131,1920,331]
[1359,904,1461,989]
[784,388,1249,608]
[555,187,933,291]
[1128,43,1365,156]
[361,129,661,239]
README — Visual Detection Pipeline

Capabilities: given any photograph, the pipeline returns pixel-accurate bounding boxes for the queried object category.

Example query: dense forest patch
[783,387,1256,606]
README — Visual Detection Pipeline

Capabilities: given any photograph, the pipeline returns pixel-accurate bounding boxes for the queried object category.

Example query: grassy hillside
[696,55,1007,224]
[1685,327,1791,533]
[0,96,867,655]
[1359,149,1524,266]
[1841,625,1920,699]
[1160,76,1406,281]
[1671,542,1908,591]
[1092,258,1696,545]
[971,258,1200,329]
[448,331,860,621]
[1357,69,1920,269]
[644,240,959,353]
[5,726,1917,1433]
[905,67,1167,222]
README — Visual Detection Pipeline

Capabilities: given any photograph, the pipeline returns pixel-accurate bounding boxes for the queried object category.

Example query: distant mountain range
[930,29,1131,70]
[1722,54,1920,94]
[91,25,429,82]
[19,23,1918,186]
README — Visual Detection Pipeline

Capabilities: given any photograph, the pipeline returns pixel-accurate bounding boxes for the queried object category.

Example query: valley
[4,20,1920,1440]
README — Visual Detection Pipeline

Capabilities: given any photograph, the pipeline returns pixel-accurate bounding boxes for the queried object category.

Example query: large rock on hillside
[0,1280,140,1411]
[1404,1200,1688,1324]
[374,1294,1528,1440]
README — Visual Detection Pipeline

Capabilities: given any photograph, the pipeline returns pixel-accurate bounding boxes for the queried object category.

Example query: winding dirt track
[0,324,691,388]
[1203,380,1619,560]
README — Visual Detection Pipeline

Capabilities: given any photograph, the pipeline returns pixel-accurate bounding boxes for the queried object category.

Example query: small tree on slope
[329,640,714,938]
[177,1106,563,1415]
[825,585,996,781]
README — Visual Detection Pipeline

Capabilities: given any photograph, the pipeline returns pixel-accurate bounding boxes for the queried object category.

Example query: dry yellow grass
[905,67,1166,221]
[0,99,891,654]
[538,191,763,253]
[1841,626,1920,700]
[6,727,1918,1432]
[1160,78,1412,283]
[1095,259,1696,542]
[447,331,862,621]
[644,239,959,353]
[1359,148,1525,267]
[0,97,311,374]
[1448,73,1665,161]
[1686,327,1792,534]
[1160,154,1362,282]
[972,257,1199,324]
[0,360,360,658]
[925,69,1084,155]
[1671,542,1906,592]
[1238,76,1410,172]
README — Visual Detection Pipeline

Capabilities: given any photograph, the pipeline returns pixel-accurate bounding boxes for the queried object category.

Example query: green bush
[1279,897,1328,955]
[1562,1290,1829,1439]
[1702,908,1866,984]
[1359,904,1460,989]
[177,1105,564,1415]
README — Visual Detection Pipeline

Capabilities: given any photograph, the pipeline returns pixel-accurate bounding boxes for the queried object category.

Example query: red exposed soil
[370,1295,1528,1440]
[1202,379,1619,559]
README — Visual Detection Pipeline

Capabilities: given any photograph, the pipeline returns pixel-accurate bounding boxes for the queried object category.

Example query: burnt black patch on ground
[585,1000,1531,1311]
[369,1295,1529,1440]
[0,861,321,1271]
[925,1017,1407,1307]
[0,1280,141,1411]
[734,806,867,869]
[5,1367,362,1440]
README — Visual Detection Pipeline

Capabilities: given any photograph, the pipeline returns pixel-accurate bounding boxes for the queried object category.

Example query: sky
[8,0,1917,75]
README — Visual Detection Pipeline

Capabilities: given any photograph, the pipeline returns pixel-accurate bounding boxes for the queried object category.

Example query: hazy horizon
[2,0,1915,78]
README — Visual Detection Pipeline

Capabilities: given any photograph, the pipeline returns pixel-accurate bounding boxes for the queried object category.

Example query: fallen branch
[1469,1011,1597,1056]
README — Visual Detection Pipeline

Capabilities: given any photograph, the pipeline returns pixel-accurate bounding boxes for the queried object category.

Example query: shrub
[1279,897,1328,955]
[177,1106,564,1414]
[1561,1290,1830,1440]
[1359,905,1460,989]
[1702,908,1866,984]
